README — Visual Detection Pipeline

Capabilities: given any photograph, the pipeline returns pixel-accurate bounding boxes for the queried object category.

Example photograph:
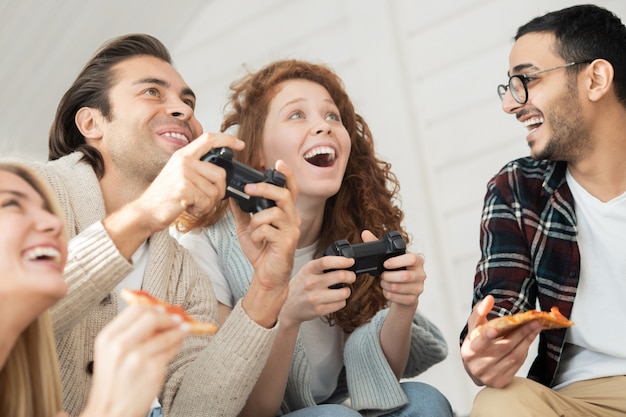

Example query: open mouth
[162,132,190,143]
[304,146,336,167]
[24,246,62,264]
[523,116,544,132]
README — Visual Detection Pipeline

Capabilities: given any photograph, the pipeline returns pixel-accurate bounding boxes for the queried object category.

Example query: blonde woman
[0,162,189,417]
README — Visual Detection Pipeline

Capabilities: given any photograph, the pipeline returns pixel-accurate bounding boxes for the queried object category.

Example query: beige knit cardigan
[11,152,277,417]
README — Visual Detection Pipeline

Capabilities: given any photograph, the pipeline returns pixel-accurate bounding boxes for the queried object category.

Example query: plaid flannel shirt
[461,157,580,387]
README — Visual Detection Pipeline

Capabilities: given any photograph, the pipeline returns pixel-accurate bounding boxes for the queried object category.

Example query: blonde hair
[0,162,65,416]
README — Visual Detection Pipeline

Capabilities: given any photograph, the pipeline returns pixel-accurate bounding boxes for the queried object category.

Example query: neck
[295,195,326,248]
[99,169,149,214]
[566,104,626,201]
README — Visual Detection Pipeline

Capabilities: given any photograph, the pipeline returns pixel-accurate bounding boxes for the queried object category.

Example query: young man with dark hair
[6,33,300,417]
[461,5,626,416]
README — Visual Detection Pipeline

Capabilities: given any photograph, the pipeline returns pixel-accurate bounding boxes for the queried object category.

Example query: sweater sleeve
[168,301,277,417]
[51,221,133,336]
[344,309,448,417]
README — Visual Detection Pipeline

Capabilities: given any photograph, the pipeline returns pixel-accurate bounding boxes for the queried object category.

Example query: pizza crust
[121,288,219,335]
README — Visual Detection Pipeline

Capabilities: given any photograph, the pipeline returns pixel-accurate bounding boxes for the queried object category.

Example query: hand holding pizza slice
[469,306,573,341]
[121,288,219,335]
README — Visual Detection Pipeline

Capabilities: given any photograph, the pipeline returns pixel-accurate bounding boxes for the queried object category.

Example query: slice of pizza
[121,288,219,335]
[470,306,573,340]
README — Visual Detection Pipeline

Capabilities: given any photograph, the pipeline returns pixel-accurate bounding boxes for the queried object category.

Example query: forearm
[238,320,300,417]
[380,303,416,378]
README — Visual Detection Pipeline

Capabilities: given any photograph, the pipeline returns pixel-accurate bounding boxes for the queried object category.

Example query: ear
[75,107,104,143]
[586,59,614,102]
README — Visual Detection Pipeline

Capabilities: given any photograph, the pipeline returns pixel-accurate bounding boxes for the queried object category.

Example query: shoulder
[491,157,554,183]
[487,157,561,201]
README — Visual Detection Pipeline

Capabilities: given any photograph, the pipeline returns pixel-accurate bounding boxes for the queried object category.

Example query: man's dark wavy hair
[48,34,172,178]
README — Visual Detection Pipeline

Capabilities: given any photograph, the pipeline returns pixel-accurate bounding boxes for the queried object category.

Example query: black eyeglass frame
[497,59,595,104]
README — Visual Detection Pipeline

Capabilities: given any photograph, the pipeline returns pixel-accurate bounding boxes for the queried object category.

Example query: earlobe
[587,59,614,102]
[75,107,103,142]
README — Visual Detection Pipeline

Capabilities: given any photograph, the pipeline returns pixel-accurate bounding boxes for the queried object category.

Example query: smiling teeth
[523,117,544,127]
[304,146,335,161]
[25,247,61,263]
[163,132,189,143]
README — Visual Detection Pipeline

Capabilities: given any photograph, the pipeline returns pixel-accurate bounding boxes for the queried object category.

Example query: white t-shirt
[177,229,344,402]
[114,240,148,308]
[111,241,161,412]
[553,170,626,389]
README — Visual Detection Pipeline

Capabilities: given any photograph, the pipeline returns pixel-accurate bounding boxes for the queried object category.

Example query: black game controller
[323,230,406,289]
[201,147,287,213]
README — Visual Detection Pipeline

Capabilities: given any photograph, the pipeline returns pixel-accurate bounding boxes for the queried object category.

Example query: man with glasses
[460,4,626,416]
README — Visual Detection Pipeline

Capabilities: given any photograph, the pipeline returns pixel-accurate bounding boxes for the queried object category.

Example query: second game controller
[323,230,406,289]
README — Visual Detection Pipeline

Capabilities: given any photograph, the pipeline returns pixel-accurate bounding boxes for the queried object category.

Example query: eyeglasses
[497,60,594,104]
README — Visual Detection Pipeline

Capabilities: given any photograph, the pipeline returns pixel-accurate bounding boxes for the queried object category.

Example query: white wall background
[2,1,625,415]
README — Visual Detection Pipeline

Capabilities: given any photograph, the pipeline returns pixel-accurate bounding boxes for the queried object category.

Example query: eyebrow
[279,97,336,112]
[133,77,196,100]
[0,189,26,198]
[508,63,538,77]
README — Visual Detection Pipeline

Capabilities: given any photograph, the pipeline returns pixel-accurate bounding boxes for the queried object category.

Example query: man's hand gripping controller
[201,147,286,213]
[323,231,406,289]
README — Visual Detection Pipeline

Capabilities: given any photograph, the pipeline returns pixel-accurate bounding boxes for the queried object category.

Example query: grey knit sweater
[9,153,278,417]
[204,210,449,417]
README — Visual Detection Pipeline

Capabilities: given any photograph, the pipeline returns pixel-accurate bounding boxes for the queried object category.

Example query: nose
[501,89,522,114]
[169,99,202,137]
[170,98,192,120]
[313,119,332,135]
[36,208,64,236]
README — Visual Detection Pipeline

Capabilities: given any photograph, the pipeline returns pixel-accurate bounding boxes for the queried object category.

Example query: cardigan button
[86,360,94,375]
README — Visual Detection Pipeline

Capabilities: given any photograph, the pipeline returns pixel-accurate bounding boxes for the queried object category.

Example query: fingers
[87,305,189,417]
[233,160,301,291]
[360,229,378,243]
[132,133,246,231]
[319,255,356,289]
[181,132,245,158]
[380,251,425,306]
[461,321,541,388]
[461,297,542,388]
[98,305,185,346]
[467,296,496,340]
[241,160,300,229]
[281,261,356,324]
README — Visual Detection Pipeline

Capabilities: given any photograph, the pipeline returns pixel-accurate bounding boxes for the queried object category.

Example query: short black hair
[516,4,626,108]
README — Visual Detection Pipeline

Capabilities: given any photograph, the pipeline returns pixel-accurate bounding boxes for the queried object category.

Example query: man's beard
[535,84,591,162]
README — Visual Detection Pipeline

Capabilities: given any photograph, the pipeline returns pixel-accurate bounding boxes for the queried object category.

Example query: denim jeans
[382,381,453,417]
[146,406,163,417]
[281,381,453,417]
[282,404,361,416]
